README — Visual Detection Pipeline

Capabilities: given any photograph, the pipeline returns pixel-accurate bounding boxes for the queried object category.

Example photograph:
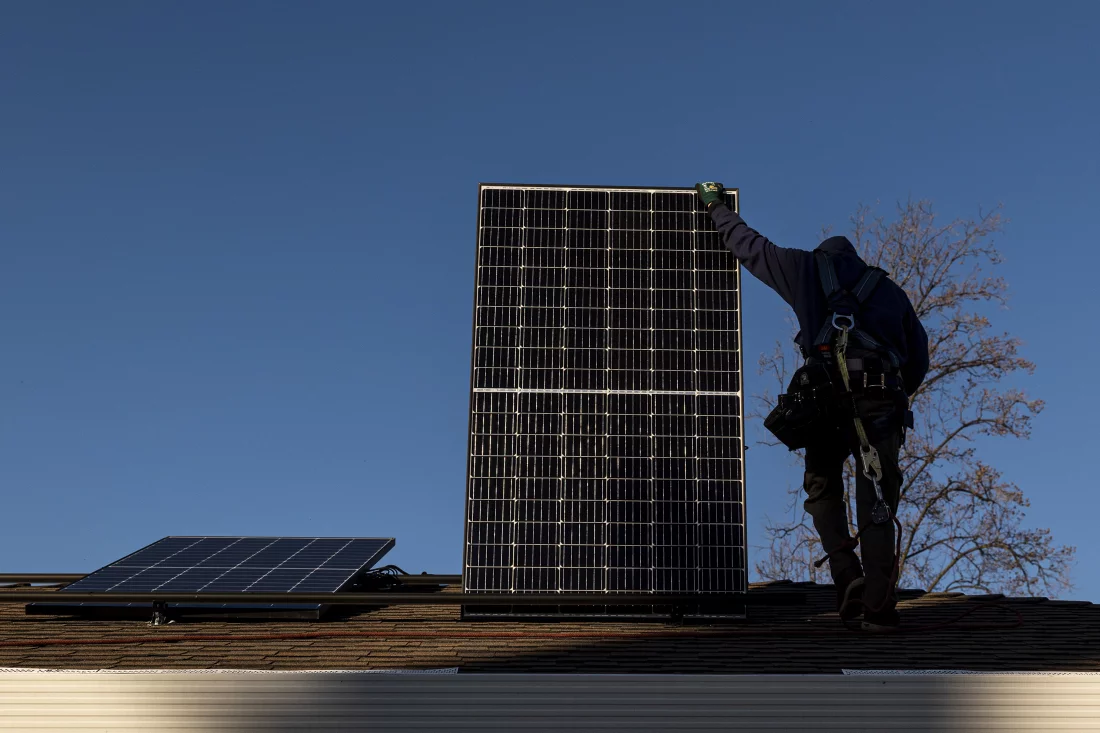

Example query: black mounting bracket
[148,601,174,626]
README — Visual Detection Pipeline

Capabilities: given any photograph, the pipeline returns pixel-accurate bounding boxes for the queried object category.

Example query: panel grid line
[182,537,251,591]
[692,227,701,591]
[604,194,612,597]
[286,538,357,592]
[242,538,310,592]
[648,195,656,596]
[196,539,279,592]
[103,537,211,592]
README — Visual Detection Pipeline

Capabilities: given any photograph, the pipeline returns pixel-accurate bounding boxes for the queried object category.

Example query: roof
[2,582,1098,674]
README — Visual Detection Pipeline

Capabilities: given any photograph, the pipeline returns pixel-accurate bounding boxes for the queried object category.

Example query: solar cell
[464,185,747,619]
[28,536,394,619]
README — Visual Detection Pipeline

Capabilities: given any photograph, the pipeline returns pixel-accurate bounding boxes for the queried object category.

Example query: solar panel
[463,184,747,619]
[27,536,395,620]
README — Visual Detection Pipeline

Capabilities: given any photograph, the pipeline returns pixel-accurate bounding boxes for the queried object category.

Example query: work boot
[835,568,865,621]
[861,606,901,633]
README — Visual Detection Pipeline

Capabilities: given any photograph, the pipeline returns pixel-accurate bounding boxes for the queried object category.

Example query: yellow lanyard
[832,314,891,523]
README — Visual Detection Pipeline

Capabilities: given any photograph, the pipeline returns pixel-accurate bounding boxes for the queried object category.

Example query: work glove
[695,182,726,211]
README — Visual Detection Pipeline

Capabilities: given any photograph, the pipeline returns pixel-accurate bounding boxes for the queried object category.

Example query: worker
[695,182,929,632]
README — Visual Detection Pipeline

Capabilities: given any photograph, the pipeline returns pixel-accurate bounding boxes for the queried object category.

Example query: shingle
[2,583,1097,674]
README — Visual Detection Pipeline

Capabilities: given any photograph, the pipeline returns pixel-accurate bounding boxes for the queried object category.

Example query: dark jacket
[710,204,930,396]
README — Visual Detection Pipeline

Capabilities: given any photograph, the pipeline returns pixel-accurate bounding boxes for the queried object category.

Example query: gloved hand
[695,182,726,211]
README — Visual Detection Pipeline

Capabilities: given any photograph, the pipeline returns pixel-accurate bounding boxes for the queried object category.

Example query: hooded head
[815,235,857,256]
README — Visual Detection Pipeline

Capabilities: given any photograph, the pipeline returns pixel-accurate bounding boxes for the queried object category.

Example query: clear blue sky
[2,2,1097,600]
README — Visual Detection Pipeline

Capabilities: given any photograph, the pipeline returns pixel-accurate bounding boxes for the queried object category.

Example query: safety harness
[811,250,900,370]
[813,250,896,525]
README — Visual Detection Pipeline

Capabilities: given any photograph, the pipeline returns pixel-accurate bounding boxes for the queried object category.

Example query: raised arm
[696,183,808,307]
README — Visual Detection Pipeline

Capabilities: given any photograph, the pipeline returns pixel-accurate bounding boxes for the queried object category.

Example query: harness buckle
[831,313,855,332]
[862,372,887,390]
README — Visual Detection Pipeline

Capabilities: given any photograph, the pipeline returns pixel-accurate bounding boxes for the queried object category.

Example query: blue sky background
[2,2,1097,600]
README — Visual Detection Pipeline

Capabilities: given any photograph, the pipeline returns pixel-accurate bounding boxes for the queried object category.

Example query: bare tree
[752,199,1075,597]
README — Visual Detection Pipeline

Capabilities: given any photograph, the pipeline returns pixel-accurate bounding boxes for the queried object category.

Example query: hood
[815,235,858,256]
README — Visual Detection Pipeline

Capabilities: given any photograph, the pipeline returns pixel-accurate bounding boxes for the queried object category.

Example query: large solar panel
[27,536,394,619]
[463,184,746,619]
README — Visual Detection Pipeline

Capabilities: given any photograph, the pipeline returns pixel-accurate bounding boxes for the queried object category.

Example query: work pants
[802,391,904,611]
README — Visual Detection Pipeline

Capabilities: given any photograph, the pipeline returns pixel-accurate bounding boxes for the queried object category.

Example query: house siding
[2,672,1099,732]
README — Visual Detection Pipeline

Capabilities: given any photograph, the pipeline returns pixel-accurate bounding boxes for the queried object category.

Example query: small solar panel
[27,536,395,619]
[463,184,747,620]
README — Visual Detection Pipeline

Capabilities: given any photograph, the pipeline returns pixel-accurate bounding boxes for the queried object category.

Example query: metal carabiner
[831,313,855,332]
[859,445,883,483]
[859,446,891,523]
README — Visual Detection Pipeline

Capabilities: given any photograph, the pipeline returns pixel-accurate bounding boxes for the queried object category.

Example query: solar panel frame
[463,184,747,620]
[27,536,395,620]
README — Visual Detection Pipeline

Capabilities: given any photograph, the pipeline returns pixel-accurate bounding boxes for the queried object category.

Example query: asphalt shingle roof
[2,582,1098,673]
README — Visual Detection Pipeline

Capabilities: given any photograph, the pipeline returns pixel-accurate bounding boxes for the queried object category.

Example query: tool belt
[820,354,905,393]
[764,361,838,451]
[764,350,909,451]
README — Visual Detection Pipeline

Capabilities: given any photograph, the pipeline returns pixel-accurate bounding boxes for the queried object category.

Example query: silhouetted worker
[696,182,929,632]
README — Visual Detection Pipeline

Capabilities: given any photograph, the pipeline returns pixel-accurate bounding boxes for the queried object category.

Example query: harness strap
[852,266,886,303]
[817,249,843,297]
[812,319,833,349]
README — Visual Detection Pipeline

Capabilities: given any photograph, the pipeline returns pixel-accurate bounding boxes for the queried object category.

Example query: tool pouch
[763,363,838,451]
